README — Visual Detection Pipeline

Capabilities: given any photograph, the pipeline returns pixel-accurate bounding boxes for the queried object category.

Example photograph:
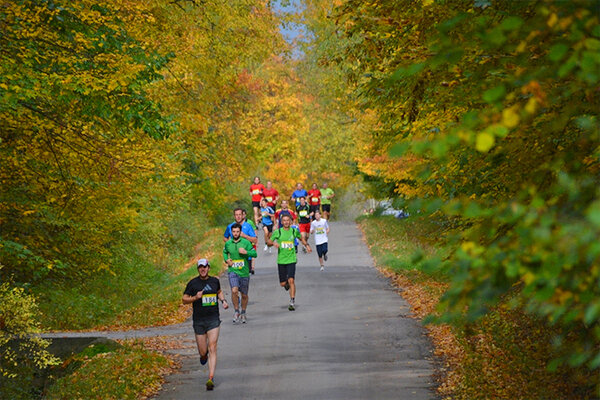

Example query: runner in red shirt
[249,176,265,226]
[307,183,322,219]
[262,180,279,211]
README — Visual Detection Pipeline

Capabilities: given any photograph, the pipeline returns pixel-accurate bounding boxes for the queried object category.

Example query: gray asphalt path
[154,221,438,399]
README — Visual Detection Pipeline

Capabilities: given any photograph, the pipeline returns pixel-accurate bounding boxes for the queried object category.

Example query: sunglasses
[198,265,209,269]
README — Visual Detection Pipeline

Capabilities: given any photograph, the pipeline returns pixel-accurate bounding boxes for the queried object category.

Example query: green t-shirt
[271,227,301,264]
[223,237,257,277]
[321,188,334,205]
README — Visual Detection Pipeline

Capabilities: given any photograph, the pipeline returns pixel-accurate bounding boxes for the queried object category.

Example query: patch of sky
[271,0,313,59]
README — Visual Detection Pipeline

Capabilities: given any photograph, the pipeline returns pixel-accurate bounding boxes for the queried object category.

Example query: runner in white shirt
[310,210,330,271]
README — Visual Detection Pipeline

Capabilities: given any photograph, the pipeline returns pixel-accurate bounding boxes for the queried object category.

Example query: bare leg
[206,327,220,379]
[195,333,208,358]
[253,206,260,226]
[241,293,249,311]
[289,277,295,299]
[231,287,240,310]
[302,232,309,246]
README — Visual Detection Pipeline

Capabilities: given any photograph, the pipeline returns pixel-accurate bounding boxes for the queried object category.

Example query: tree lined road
[154,221,437,399]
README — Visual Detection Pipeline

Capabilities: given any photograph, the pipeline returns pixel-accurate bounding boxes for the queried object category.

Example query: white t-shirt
[311,219,329,245]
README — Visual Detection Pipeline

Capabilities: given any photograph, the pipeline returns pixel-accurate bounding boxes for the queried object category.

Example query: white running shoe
[233,311,240,324]
[264,245,268,251]
[320,266,324,271]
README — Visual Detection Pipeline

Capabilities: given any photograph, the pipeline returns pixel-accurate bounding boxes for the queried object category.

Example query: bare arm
[218,289,229,309]
[300,235,312,253]
[241,231,258,244]
[182,290,202,305]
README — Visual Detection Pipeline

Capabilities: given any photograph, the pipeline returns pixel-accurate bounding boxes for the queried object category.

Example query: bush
[0,282,60,400]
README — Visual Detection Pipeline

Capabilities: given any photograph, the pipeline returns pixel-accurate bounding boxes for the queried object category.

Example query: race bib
[280,241,294,249]
[266,196,273,202]
[252,189,260,195]
[231,259,245,270]
[316,227,325,234]
[262,211,267,216]
[299,210,308,217]
[202,293,217,306]
[312,197,319,203]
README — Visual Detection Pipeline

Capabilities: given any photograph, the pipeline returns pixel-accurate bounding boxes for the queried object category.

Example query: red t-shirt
[308,189,321,206]
[250,183,265,202]
[262,188,279,207]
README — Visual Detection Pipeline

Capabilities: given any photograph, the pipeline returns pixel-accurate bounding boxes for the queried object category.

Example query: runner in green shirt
[320,182,335,220]
[223,223,257,323]
[267,214,311,311]
[242,208,258,274]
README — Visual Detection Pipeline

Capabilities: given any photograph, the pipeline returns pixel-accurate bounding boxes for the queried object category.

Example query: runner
[242,209,258,274]
[262,180,279,212]
[224,208,257,274]
[296,196,312,253]
[259,198,275,252]
[249,176,265,226]
[320,182,335,220]
[310,210,330,271]
[182,258,229,391]
[274,199,297,229]
[267,214,311,311]
[291,183,308,212]
[223,223,257,324]
[307,183,321,219]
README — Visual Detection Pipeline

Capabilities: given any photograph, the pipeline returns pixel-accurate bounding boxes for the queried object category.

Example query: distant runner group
[183,178,334,390]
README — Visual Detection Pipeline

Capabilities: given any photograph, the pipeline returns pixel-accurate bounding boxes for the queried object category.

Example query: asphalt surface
[153,221,438,399]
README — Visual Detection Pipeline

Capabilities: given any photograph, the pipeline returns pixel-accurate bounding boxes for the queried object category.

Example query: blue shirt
[261,206,275,226]
[224,221,257,241]
[292,189,308,207]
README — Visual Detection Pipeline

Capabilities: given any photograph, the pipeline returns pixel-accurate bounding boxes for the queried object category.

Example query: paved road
[154,221,438,399]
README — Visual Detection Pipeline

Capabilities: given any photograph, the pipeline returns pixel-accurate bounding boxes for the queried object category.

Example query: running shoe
[284,282,290,291]
[302,246,307,254]
[320,266,324,271]
[268,247,272,253]
[206,378,214,391]
[323,253,328,261]
[240,313,247,324]
[264,245,268,251]
[233,311,240,323]
[200,352,208,365]
[288,299,295,311]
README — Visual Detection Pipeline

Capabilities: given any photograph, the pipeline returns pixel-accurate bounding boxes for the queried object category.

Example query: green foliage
[0,282,60,400]
[307,0,600,378]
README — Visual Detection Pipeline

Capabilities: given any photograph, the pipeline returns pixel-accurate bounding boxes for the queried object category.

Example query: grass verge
[45,340,176,400]
[358,214,595,400]
[36,227,225,331]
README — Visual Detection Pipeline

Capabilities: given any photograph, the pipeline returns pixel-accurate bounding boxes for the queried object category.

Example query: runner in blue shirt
[291,182,308,211]
[259,198,275,252]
